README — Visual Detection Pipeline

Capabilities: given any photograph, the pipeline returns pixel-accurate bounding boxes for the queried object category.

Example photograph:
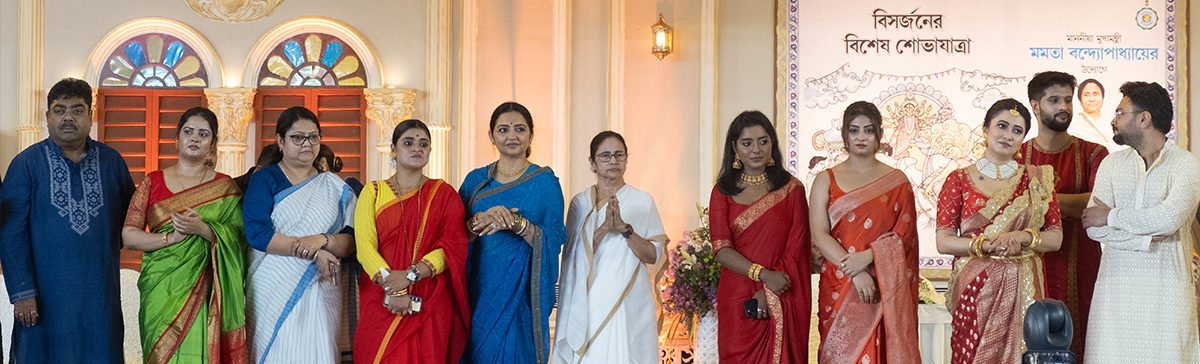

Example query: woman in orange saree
[810,101,920,364]
[353,119,470,364]
[710,111,811,363]
[122,107,248,363]
[936,99,1063,364]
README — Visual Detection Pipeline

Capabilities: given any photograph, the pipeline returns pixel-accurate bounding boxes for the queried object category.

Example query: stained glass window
[99,33,209,88]
[257,33,367,87]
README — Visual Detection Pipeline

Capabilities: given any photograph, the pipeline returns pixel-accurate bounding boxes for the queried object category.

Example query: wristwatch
[621,224,634,239]
[406,265,420,282]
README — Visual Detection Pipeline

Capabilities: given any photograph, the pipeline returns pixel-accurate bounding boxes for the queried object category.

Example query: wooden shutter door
[255,88,366,181]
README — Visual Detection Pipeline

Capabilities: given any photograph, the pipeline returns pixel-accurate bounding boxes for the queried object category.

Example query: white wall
[0,0,20,177]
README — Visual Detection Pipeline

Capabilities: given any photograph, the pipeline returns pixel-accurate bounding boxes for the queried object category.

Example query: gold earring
[733,156,743,169]
[1015,149,1023,160]
[767,156,776,167]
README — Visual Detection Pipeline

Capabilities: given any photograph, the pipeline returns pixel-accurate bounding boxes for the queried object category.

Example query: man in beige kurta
[1083,81,1200,363]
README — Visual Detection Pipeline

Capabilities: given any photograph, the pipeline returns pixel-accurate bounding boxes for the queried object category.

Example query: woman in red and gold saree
[353,119,470,364]
[122,107,248,363]
[809,101,920,364]
[936,99,1063,364]
[710,111,811,364]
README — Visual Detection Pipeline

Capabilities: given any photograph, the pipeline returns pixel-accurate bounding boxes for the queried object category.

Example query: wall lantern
[651,14,673,60]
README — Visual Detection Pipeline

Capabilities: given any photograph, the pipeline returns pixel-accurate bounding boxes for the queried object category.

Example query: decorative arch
[86,18,223,88]
[244,17,382,88]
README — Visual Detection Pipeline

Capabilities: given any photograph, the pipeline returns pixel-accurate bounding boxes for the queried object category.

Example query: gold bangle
[969,235,984,258]
[1024,228,1041,251]
[388,288,408,297]
[749,264,764,282]
[162,232,170,247]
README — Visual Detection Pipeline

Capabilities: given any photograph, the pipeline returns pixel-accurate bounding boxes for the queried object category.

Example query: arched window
[257,33,366,87]
[99,33,209,88]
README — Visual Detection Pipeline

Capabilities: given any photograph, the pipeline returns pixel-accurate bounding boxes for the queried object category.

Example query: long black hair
[716,111,791,196]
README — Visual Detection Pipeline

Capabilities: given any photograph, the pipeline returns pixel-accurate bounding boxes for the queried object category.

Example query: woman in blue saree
[243,106,357,364]
[459,102,566,364]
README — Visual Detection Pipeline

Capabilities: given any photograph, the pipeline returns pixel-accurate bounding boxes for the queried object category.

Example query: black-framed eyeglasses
[595,152,628,162]
[287,134,321,146]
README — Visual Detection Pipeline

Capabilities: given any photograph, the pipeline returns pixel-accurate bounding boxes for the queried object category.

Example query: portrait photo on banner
[779,0,1181,272]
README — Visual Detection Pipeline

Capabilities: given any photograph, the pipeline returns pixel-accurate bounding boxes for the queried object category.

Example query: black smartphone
[743,298,758,318]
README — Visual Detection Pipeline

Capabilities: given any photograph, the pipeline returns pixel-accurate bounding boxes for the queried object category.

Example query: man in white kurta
[1083,81,1200,363]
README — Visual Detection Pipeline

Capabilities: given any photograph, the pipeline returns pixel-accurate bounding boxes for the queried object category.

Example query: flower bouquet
[660,203,721,326]
[658,203,723,363]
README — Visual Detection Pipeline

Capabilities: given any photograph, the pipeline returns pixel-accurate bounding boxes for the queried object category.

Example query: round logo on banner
[1137,6,1158,30]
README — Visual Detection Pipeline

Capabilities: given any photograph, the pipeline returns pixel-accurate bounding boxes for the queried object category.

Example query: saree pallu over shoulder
[133,174,248,364]
[818,169,920,364]
[354,179,471,364]
[459,164,565,364]
[246,171,356,364]
[710,177,811,364]
[943,165,1056,364]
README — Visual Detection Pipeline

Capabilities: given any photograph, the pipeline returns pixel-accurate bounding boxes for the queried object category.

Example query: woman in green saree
[122,107,248,363]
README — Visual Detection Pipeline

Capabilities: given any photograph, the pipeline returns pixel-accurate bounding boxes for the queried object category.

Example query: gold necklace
[740,172,768,186]
[173,168,208,190]
[497,161,530,178]
[391,175,426,196]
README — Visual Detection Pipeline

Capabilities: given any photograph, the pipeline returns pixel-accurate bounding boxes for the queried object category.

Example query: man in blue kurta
[0,78,135,363]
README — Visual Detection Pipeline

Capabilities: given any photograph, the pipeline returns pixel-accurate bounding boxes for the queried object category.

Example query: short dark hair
[716,111,791,196]
[47,78,92,109]
[489,102,534,157]
[1078,78,1105,100]
[1027,71,1077,101]
[177,107,219,144]
[256,144,279,166]
[984,98,1033,132]
[275,106,320,136]
[588,131,627,164]
[1119,81,1173,134]
[314,144,343,173]
[840,101,883,149]
[392,119,432,146]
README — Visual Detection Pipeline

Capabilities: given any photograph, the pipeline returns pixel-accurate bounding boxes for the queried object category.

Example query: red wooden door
[255,88,367,181]
[96,89,207,183]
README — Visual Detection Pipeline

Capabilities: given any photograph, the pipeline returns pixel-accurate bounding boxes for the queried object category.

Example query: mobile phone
[743,298,758,318]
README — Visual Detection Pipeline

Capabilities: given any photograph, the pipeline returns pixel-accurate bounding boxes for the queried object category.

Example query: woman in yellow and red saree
[123,107,248,363]
[353,119,470,363]
[710,111,811,363]
[810,101,920,364]
[936,99,1063,364]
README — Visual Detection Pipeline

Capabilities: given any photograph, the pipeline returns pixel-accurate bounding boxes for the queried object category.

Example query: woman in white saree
[554,131,668,364]
[243,106,357,364]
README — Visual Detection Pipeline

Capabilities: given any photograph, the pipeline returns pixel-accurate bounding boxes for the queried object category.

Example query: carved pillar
[17,0,44,149]
[427,0,455,182]
[365,88,417,179]
[204,88,256,176]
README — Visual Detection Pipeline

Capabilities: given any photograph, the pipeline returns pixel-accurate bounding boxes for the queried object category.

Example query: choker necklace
[740,173,768,186]
[497,161,530,178]
[975,158,1018,180]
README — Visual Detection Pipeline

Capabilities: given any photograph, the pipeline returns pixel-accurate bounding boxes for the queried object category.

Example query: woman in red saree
[810,101,920,364]
[122,107,247,363]
[936,99,1063,364]
[353,119,470,364]
[710,111,811,363]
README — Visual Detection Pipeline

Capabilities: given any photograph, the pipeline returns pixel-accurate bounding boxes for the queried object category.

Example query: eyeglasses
[287,134,321,146]
[52,108,87,118]
[1114,109,1140,117]
[595,152,628,162]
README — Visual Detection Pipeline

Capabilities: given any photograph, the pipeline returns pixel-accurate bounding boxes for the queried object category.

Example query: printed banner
[780,0,1180,258]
